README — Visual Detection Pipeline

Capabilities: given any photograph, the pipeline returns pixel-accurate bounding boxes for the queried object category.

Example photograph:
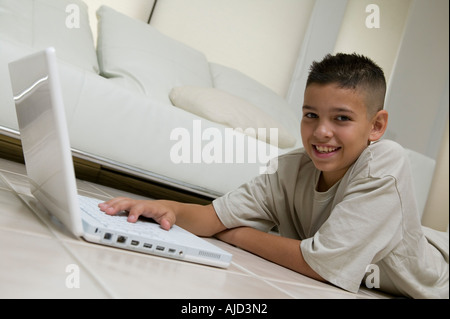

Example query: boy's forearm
[160,201,226,237]
[216,227,325,282]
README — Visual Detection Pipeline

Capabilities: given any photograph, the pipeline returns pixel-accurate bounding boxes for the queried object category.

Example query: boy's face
[301,83,387,189]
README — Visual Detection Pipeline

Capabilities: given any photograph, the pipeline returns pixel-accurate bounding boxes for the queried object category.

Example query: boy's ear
[369,110,388,142]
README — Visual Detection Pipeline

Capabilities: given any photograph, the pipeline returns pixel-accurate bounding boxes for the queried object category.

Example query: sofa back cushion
[96,5,213,105]
[210,63,301,147]
[0,0,99,73]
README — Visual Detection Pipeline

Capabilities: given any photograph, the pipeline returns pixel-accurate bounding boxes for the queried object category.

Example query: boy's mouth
[313,145,341,154]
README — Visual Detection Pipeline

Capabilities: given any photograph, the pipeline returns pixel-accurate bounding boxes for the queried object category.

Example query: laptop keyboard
[78,195,168,240]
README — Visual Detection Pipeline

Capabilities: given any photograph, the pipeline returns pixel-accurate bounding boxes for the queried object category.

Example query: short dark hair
[306,53,386,116]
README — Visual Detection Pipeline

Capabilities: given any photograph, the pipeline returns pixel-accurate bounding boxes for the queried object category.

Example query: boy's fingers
[99,197,176,230]
[160,219,171,231]
[126,203,148,223]
[99,197,126,208]
[127,212,139,223]
[158,216,175,231]
[99,197,135,215]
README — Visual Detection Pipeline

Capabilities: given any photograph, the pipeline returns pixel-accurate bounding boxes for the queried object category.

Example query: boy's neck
[317,171,344,192]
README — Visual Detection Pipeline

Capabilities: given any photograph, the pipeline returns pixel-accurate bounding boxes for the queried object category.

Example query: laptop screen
[9,48,83,236]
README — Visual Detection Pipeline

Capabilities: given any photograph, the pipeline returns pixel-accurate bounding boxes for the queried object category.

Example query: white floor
[0,157,393,299]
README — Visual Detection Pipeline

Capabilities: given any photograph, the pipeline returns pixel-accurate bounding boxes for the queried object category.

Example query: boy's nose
[314,122,333,139]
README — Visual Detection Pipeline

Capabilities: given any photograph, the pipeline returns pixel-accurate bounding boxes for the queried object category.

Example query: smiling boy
[99,53,448,298]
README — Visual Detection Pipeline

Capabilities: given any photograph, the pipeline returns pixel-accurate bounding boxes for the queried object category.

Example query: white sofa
[0,0,301,197]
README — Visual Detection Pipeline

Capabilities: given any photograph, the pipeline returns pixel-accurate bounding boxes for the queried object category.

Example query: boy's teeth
[315,145,338,153]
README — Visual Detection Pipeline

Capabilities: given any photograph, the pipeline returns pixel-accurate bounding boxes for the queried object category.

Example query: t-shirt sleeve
[301,175,404,293]
[212,162,280,232]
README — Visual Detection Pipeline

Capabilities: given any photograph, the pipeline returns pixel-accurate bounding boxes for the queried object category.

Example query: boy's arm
[99,198,323,281]
[215,227,325,282]
[171,202,227,237]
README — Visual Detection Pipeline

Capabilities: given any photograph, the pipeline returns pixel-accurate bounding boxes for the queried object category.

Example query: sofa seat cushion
[68,72,285,195]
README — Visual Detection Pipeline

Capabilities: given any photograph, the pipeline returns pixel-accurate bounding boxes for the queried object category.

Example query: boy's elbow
[179,203,226,237]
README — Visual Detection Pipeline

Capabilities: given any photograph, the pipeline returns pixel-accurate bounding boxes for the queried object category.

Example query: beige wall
[150,0,315,97]
[334,0,412,83]
[422,120,449,232]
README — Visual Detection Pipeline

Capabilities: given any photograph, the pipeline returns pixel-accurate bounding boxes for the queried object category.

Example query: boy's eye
[336,115,351,121]
[304,113,318,119]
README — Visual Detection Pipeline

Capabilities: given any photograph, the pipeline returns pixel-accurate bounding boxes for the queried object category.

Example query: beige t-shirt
[213,139,449,298]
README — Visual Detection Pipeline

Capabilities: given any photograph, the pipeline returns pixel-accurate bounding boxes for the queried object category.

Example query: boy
[99,53,448,298]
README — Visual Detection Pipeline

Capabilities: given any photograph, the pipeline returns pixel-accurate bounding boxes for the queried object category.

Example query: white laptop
[8,47,232,268]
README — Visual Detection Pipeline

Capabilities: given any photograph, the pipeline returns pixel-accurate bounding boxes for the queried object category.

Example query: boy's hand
[99,197,226,237]
[98,197,175,231]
